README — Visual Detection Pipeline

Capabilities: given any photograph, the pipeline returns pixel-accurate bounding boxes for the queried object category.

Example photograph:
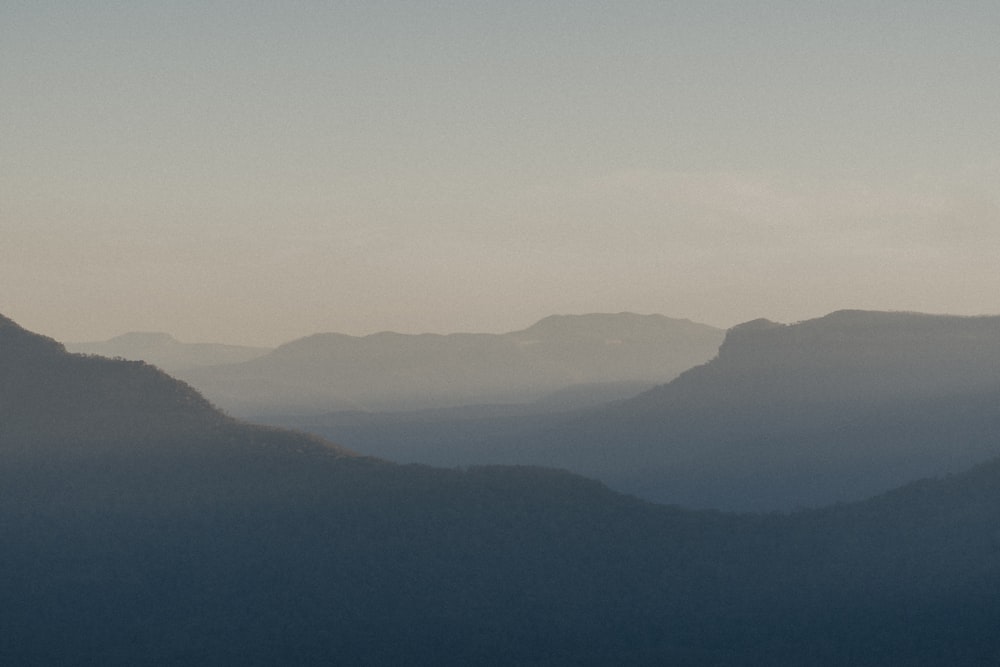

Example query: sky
[3,1,999,346]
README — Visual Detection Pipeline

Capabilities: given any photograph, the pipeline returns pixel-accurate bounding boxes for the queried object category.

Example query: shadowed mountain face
[173,313,724,416]
[0,314,346,455]
[593,310,1000,509]
[66,332,270,374]
[6,312,1000,665]
[285,310,1000,512]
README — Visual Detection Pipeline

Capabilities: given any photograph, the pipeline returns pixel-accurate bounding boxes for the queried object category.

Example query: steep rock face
[612,311,1000,422]
[698,310,1000,405]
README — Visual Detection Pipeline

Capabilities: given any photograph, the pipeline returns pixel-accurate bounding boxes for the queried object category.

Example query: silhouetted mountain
[7,312,1000,665]
[595,310,1000,509]
[175,313,723,416]
[283,310,1000,512]
[67,331,270,373]
[1,314,346,454]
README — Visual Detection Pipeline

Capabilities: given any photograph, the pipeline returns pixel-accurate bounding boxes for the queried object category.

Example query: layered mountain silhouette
[7,311,1000,665]
[67,331,270,374]
[171,313,723,415]
[0,314,345,454]
[279,310,1000,512]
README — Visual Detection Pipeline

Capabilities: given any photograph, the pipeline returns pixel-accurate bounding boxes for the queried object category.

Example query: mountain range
[274,310,1000,512]
[6,311,1000,665]
[166,313,724,415]
[66,332,270,374]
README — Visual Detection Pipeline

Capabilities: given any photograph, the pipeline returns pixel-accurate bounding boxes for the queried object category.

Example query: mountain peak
[729,317,784,332]
[518,312,719,340]
[717,317,784,358]
[526,312,662,329]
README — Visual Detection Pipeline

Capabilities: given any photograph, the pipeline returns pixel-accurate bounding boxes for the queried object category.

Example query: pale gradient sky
[3,1,999,346]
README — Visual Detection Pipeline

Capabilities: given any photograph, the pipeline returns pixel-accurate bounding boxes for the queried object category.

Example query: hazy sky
[3,2,999,346]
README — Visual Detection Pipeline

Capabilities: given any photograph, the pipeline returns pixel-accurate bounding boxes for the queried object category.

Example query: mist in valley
[5,2,1000,664]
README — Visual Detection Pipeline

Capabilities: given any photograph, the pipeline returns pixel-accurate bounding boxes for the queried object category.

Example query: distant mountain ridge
[176,312,725,415]
[285,310,1000,511]
[543,310,1000,509]
[7,311,1000,664]
[630,309,1000,408]
[1,314,347,455]
[67,332,270,374]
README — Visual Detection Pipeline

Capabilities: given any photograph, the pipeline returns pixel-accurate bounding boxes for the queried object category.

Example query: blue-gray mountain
[277,310,1000,512]
[171,313,724,415]
[6,312,1000,665]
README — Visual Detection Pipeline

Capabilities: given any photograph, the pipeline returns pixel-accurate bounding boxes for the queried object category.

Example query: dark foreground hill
[0,314,343,455]
[290,310,1000,512]
[4,313,1000,665]
[174,312,723,415]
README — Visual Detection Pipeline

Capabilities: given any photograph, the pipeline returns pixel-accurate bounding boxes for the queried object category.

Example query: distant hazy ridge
[287,310,1000,512]
[164,313,725,415]
[67,332,270,373]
